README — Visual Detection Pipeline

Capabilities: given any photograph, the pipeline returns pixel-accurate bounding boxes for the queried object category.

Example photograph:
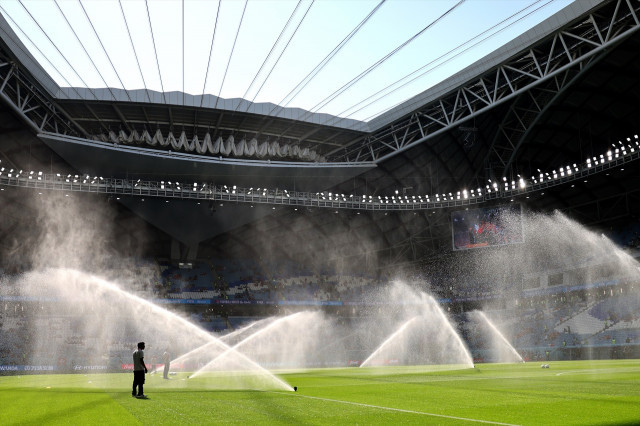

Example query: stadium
[0,0,639,424]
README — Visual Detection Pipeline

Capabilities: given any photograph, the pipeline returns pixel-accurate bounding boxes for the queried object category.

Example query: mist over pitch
[2,192,638,387]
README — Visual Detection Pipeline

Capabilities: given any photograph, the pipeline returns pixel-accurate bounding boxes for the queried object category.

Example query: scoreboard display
[452,204,524,250]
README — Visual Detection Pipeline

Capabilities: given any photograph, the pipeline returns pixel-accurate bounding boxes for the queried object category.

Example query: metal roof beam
[328,0,640,164]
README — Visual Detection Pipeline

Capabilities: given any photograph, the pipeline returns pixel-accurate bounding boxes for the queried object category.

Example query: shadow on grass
[18,397,113,425]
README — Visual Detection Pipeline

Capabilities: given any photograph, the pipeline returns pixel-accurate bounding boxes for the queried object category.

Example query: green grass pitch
[1,360,639,425]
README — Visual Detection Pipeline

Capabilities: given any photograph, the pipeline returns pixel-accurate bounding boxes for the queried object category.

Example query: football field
[1,360,638,425]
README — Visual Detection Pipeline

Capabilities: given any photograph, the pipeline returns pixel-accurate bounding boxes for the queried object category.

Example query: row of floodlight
[0,168,107,185]
[0,135,637,204]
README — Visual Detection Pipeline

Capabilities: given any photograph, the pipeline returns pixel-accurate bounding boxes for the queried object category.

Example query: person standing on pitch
[132,342,148,398]
[162,350,171,379]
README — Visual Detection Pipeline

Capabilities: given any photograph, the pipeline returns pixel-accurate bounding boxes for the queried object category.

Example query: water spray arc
[190,312,303,379]
[25,268,293,391]
[154,319,270,375]
[360,317,418,367]
[359,289,474,370]
[472,311,524,363]
[426,294,474,367]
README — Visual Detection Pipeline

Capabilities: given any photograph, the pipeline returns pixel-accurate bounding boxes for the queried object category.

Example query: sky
[0,0,574,123]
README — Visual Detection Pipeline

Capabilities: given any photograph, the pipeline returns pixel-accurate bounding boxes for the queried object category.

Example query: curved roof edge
[0,13,369,134]
[57,87,370,133]
[368,0,604,132]
[0,12,60,95]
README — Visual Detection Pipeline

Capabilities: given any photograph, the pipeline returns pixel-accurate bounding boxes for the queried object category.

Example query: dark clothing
[132,370,145,396]
[162,351,170,379]
[163,364,170,379]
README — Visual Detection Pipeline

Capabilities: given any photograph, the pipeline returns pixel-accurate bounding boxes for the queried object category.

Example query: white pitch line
[275,392,521,426]
[555,366,640,376]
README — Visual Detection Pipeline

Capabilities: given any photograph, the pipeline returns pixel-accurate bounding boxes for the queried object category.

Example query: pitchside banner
[121,363,184,370]
[0,365,57,371]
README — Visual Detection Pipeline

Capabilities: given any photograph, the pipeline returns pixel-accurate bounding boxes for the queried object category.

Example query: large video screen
[452,204,523,251]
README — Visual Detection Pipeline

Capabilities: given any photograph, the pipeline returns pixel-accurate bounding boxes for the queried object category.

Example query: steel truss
[0,45,83,137]
[2,144,638,210]
[562,187,640,225]
[328,0,640,166]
